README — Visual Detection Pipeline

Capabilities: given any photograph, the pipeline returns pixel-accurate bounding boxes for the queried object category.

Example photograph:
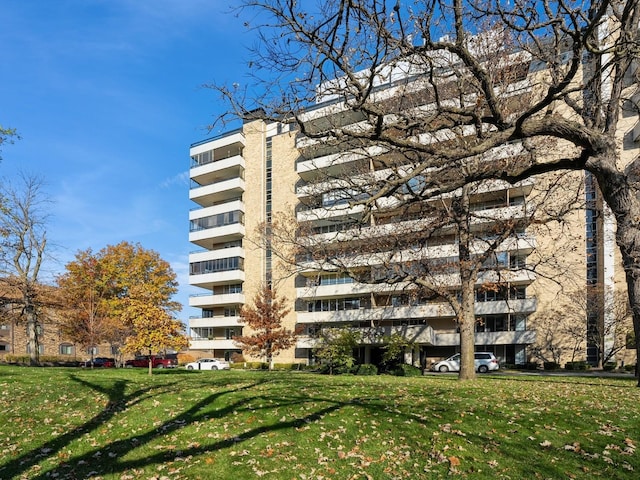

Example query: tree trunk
[458,287,477,381]
[593,163,640,386]
[25,302,39,366]
[615,223,640,386]
[454,185,477,381]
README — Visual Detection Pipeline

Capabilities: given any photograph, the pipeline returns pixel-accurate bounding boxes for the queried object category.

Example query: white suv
[432,352,499,373]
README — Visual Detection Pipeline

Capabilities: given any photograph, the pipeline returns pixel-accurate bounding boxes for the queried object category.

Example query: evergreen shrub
[353,364,378,375]
[393,364,422,377]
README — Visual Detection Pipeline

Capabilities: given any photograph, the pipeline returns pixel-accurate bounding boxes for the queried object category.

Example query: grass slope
[0,366,638,479]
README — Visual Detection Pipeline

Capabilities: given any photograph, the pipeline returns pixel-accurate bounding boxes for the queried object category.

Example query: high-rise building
[188,47,638,369]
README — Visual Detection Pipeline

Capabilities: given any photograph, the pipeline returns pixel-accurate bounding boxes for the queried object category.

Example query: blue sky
[0,0,251,320]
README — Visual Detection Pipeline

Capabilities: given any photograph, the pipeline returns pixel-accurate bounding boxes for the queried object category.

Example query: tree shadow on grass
[1,373,267,480]
[0,374,161,479]
[23,375,396,480]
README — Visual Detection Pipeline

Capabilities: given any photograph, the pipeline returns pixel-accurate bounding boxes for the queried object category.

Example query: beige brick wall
[0,319,113,360]
[237,120,300,364]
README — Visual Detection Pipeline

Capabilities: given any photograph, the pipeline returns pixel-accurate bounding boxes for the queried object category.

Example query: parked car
[125,355,178,369]
[432,352,500,373]
[185,358,230,370]
[82,357,115,368]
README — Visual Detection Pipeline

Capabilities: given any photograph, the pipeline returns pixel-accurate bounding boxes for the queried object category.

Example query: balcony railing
[296,327,536,349]
[189,338,238,350]
[296,297,536,323]
[435,330,536,346]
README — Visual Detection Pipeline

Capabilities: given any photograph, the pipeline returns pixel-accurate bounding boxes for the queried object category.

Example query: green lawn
[0,366,638,479]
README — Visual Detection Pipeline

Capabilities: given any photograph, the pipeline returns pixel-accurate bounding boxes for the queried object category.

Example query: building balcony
[191,130,245,158]
[190,177,245,208]
[296,268,535,296]
[296,281,403,300]
[189,270,245,290]
[475,297,537,315]
[478,269,536,284]
[470,204,528,224]
[189,223,245,248]
[296,324,435,349]
[296,298,537,324]
[296,145,387,180]
[359,324,436,345]
[190,155,245,187]
[296,304,452,324]
[188,316,243,328]
[190,200,245,221]
[296,203,366,223]
[189,338,239,350]
[189,293,246,309]
[189,247,244,264]
[434,330,537,346]
[297,327,536,349]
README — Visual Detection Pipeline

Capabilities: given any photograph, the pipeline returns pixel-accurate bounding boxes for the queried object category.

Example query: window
[510,254,527,269]
[225,328,236,339]
[312,221,357,234]
[193,327,215,339]
[401,175,427,194]
[0,324,9,330]
[226,284,243,294]
[224,307,238,317]
[318,273,354,285]
[477,314,528,332]
[510,286,526,299]
[87,346,98,355]
[476,287,507,302]
[59,344,74,355]
[508,195,525,206]
[307,298,361,312]
[190,210,244,232]
[322,189,369,207]
[190,257,244,275]
[482,252,508,268]
[0,343,9,352]
[511,315,527,331]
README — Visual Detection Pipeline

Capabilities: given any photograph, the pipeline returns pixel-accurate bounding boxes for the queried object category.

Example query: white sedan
[185,358,230,370]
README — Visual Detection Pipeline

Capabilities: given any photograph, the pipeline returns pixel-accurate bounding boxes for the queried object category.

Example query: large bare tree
[0,175,49,365]
[216,0,640,382]
[267,171,580,379]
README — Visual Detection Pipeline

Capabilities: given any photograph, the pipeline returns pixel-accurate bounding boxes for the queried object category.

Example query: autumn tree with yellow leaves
[58,242,187,373]
[57,249,116,367]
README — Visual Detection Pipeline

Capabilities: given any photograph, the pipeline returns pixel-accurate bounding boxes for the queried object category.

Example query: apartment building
[1,285,121,361]
[0,317,117,361]
[188,118,299,362]
[188,47,638,369]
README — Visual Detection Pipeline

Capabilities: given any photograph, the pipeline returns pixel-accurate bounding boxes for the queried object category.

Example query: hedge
[353,364,378,375]
[392,364,423,377]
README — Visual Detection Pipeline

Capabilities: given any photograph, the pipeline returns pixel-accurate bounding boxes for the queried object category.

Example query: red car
[125,355,177,369]
[82,357,116,368]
